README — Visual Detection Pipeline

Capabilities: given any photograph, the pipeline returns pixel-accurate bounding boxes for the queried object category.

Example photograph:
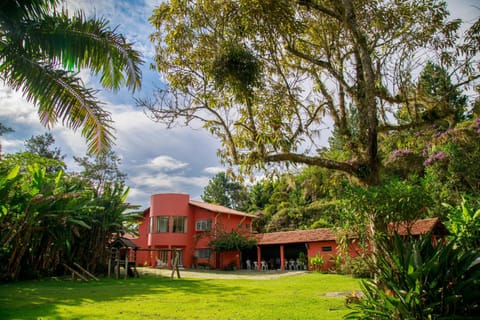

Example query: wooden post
[108,255,111,278]
[124,249,128,280]
[115,250,120,280]
[170,250,181,279]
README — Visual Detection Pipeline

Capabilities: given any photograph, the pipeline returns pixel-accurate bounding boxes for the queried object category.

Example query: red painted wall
[133,193,252,269]
[308,240,363,271]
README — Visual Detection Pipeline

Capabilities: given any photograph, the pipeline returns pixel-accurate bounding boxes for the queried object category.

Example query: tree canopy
[142,0,478,189]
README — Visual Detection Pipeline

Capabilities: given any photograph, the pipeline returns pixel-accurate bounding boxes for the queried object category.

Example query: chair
[261,260,268,271]
[289,259,295,270]
[296,258,303,270]
[246,259,251,270]
[156,259,166,268]
[253,261,258,270]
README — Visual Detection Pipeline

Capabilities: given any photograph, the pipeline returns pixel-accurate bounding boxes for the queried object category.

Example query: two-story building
[132,193,448,272]
[134,193,256,270]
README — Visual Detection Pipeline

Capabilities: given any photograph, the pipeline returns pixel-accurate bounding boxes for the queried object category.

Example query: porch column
[280,245,285,271]
[256,246,262,271]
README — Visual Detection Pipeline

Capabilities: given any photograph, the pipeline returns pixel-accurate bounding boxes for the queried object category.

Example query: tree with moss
[141,1,478,235]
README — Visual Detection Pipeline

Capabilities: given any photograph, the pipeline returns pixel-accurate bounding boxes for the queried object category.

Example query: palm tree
[0,0,142,154]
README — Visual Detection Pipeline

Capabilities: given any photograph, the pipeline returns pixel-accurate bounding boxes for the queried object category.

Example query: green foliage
[0,150,140,281]
[423,121,480,213]
[337,256,372,279]
[444,196,480,251]
[210,41,262,100]
[201,172,249,211]
[0,0,142,153]
[342,178,430,234]
[24,133,65,162]
[208,229,256,252]
[309,254,325,272]
[346,234,480,319]
[144,0,478,189]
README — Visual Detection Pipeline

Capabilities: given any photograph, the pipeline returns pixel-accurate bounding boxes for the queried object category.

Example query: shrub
[345,233,480,319]
[309,254,325,272]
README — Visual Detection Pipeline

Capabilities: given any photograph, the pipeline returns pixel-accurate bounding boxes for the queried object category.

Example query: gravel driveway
[137,267,307,280]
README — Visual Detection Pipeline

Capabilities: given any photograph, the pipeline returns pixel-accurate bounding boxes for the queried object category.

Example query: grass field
[0,272,361,319]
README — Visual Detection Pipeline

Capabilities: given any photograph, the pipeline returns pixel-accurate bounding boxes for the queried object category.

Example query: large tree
[0,0,143,154]
[141,0,478,230]
[201,172,250,211]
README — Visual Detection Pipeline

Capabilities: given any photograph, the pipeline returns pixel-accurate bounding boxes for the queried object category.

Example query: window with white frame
[195,219,212,231]
[172,216,187,233]
[156,216,169,233]
[195,248,211,259]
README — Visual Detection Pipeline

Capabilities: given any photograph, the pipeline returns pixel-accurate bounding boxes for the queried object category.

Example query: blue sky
[0,0,478,210]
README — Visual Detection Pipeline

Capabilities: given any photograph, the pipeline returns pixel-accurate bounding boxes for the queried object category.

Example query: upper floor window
[156,216,169,233]
[195,220,212,231]
[172,216,187,233]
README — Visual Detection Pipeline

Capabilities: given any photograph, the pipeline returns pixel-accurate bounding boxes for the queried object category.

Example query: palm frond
[23,12,143,92]
[0,0,58,23]
[0,42,115,154]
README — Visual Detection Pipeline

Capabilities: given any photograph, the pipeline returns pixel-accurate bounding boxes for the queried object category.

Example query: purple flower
[389,149,413,162]
[423,152,447,167]
[434,152,446,160]
[476,118,480,125]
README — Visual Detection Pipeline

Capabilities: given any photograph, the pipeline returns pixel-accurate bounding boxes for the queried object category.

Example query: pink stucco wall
[133,193,253,269]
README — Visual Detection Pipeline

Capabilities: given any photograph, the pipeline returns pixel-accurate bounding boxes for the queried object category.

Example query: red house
[132,193,448,272]
[134,193,256,270]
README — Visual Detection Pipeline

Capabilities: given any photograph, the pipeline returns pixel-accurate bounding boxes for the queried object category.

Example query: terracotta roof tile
[256,218,448,245]
[389,217,449,236]
[256,228,337,245]
[189,200,256,218]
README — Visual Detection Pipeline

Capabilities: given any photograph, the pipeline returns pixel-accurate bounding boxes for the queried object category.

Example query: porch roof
[255,228,337,245]
[255,218,448,246]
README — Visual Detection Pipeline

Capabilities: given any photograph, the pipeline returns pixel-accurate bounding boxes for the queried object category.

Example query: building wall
[133,193,253,269]
[308,240,363,271]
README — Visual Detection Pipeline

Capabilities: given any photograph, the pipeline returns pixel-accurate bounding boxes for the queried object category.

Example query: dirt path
[137,267,307,280]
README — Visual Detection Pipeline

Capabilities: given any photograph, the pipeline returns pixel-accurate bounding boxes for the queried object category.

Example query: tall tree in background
[201,172,249,211]
[0,0,143,154]
[24,133,65,161]
[142,0,479,233]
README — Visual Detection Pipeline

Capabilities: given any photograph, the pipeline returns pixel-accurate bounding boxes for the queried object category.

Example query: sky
[0,0,478,210]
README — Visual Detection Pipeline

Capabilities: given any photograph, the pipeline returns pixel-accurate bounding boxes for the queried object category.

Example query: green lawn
[0,272,361,319]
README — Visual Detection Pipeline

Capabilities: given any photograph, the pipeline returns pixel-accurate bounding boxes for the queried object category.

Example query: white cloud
[0,86,39,124]
[203,166,224,174]
[146,155,189,172]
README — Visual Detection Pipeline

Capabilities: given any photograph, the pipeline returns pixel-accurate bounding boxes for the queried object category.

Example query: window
[156,216,169,233]
[245,224,250,230]
[148,216,154,234]
[195,249,211,259]
[322,246,332,252]
[195,220,212,231]
[172,216,187,233]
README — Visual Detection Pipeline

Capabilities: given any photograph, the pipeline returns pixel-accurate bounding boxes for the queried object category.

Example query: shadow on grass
[0,274,256,319]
